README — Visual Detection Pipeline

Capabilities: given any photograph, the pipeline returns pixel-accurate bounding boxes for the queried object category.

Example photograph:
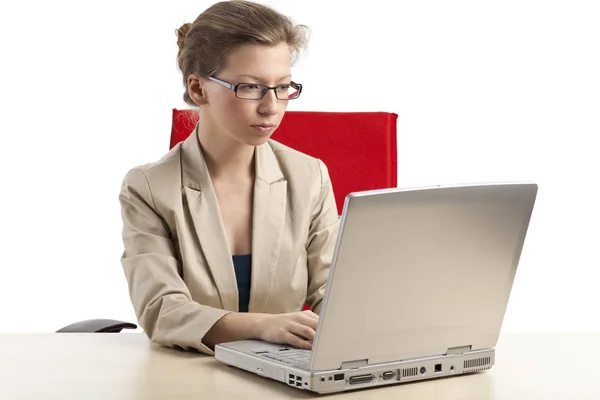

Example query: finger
[297,314,318,331]
[296,310,319,323]
[302,310,319,320]
[288,322,316,342]
[283,331,313,350]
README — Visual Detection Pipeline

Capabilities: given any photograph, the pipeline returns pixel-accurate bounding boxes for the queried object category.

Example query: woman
[119,0,339,355]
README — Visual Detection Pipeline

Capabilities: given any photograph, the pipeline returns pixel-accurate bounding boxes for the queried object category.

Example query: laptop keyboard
[259,348,312,364]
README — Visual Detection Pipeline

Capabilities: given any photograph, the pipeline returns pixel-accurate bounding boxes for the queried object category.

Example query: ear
[187,73,209,106]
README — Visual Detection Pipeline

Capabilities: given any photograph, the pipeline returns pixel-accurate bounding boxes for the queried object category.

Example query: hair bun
[176,23,192,52]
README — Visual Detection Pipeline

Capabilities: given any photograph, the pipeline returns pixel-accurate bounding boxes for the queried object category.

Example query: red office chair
[171,109,398,214]
[57,108,397,332]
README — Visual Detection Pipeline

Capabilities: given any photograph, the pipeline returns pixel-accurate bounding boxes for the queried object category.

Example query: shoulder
[120,143,183,198]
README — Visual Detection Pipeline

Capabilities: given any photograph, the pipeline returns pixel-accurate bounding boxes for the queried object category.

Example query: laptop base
[216,342,494,394]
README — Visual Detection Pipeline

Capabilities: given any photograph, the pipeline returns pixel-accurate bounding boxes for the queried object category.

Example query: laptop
[215,182,538,394]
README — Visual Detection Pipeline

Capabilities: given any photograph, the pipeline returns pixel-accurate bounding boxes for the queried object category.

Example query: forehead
[221,42,292,81]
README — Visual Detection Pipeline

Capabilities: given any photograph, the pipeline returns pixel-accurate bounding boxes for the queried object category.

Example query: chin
[238,128,274,147]
[242,135,271,147]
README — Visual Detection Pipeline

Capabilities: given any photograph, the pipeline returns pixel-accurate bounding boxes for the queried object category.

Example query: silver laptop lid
[310,182,538,371]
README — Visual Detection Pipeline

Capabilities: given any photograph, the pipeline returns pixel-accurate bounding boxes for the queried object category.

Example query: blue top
[232,254,252,312]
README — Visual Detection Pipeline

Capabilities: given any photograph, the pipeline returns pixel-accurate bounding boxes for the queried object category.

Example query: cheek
[215,96,255,126]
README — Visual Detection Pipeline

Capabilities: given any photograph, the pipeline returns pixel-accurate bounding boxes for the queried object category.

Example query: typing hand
[256,310,319,350]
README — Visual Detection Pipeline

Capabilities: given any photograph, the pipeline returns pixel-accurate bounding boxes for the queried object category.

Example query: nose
[257,89,279,116]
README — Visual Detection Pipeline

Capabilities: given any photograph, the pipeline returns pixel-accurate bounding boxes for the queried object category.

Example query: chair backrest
[171,109,398,213]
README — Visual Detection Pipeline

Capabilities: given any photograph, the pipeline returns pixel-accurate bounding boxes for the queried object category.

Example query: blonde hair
[176,0,309,106]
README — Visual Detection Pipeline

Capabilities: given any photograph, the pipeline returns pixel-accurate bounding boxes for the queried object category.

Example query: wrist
[250,312,271,339]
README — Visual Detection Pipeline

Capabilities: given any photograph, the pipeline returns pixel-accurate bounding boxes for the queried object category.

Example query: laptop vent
[402,367,418,378]
[464,357,491,369]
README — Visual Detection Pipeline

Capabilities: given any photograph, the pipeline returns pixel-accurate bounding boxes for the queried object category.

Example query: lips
[251,124,277,134]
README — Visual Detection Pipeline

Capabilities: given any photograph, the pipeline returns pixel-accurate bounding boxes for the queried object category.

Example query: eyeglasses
[207,76,302,100]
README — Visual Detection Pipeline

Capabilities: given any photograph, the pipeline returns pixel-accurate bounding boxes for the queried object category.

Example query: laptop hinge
[446,345,472,355]
[341,359,368,369]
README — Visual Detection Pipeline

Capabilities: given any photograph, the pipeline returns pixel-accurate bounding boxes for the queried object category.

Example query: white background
[0,0,598,333]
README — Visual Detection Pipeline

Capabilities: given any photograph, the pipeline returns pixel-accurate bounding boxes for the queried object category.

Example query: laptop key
[277,353,311,364]
[260,348,311,364]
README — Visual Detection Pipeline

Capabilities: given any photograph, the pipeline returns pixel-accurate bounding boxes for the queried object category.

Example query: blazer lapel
[180,127,238,311]
[248,142,287,313]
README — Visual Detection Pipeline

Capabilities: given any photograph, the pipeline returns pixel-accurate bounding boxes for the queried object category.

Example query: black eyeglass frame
[207,76,303,100]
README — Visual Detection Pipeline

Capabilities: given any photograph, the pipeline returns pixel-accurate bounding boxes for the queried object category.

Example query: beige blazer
[119,125,339,355]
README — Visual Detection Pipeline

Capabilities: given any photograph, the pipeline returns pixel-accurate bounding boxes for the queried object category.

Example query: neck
[196,116,255,181]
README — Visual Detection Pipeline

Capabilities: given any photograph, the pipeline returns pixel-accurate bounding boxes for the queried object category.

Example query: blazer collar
[180,124,287,313]
[180,124,284,189]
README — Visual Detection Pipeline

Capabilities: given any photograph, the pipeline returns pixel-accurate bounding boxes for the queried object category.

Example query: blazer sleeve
[305,159,340,314]
[119,167,231,355]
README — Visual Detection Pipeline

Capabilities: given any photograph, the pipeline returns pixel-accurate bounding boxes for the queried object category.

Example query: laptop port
[296,382,302,387]
[334,373,345,381]
[435,364,442,373]
[349,374,374,385]
[420,367,426,374]
[382,371,394,380]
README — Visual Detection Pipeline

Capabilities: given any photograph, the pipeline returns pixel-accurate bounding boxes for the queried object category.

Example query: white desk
[1,333,598,399]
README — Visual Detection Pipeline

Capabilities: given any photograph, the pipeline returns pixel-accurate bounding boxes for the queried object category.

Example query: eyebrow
[236,74,292,82]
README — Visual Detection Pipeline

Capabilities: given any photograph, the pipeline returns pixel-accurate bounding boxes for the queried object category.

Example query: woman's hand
[255,310,319,350]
